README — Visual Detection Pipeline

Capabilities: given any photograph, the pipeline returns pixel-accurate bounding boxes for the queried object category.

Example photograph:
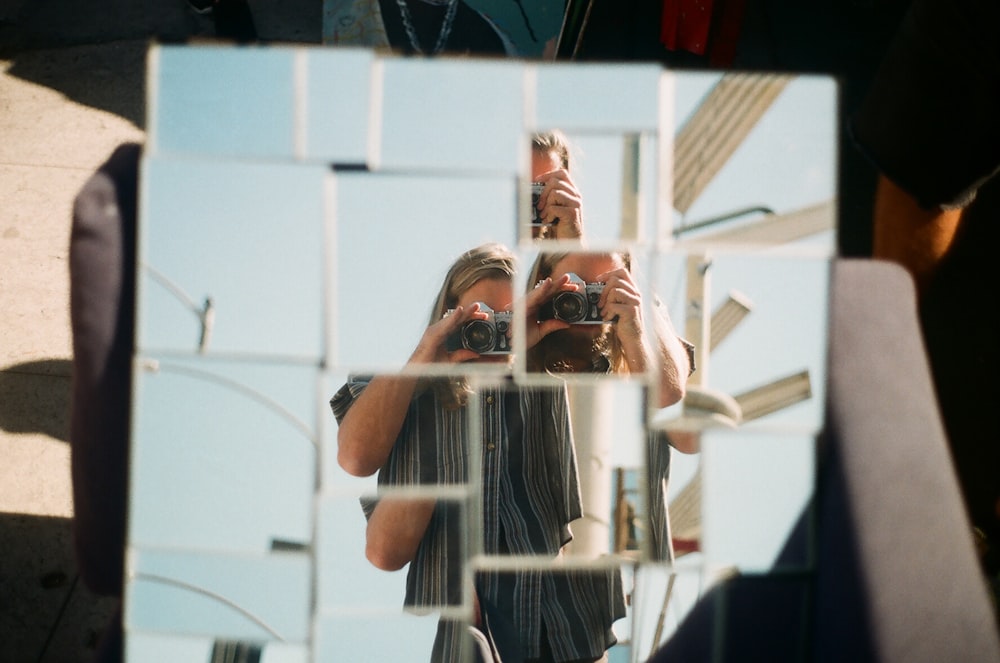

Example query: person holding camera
[527,249,695,563]
[332,243,623,662]
[531,131,586,241]
[528,250,691,409]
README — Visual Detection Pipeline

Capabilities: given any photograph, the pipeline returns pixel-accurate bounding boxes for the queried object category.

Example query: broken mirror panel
[378,57,527,173]
[128,356,317,553]
[528,64,669,246]
[329,171,517,371]
[125,548,311,642]
[701,428,816,573]
[149,46,297,160]
[303,47,381,165]
[651,251,830,435]
[670,72,837,253]
[520,131,661,245]
[138,157,328,361]
[316,491,471,613]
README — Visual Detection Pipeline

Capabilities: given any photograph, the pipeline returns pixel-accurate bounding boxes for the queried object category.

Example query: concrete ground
[0,2,317,659]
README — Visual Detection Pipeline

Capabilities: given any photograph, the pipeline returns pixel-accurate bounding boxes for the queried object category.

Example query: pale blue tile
[533,64,666,132]
[379,58,526,172]
[150,45,296,159]
[138,157,328,360]
[701,429,816,571]
[315,492,469,612]
[314,613,440,663]
[329,171,516,371]
[125,548,311,641]
[315,494,409,612]
[129,357,318,553]
[305,48,379,164]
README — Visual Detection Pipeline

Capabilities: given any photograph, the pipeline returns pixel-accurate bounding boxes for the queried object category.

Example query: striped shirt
[331,377,625,661]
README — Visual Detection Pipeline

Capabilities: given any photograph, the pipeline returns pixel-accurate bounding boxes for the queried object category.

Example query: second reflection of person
[331,131,697,661]
[530,131,697,562]
[333,244,622,662]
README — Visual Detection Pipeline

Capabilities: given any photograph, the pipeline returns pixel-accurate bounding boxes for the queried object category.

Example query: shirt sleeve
[850,0,1000,209]
[329,374,372,424]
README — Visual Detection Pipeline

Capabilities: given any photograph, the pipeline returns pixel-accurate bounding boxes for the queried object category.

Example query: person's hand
[596,267,644,349]
[523,275,576,348]
[409,304,489,364]
[534,168,583,239]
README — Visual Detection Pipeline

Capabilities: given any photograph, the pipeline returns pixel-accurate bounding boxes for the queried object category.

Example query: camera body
[445,304,513,355]
[530,182,545,226]
[538,273,608,325]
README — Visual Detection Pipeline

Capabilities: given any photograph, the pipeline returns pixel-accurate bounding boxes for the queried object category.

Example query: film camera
[445,304,513,355]
[530,181,545,226]
[538,273,610,325]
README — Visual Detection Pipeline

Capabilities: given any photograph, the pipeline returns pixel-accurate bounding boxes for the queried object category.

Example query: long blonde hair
[427,243,515,408]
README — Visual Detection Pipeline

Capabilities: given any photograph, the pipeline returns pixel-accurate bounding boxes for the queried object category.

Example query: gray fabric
[814,259,1000,662]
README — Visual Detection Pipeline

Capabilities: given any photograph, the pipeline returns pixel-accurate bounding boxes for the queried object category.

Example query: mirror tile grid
[129,44,835,662]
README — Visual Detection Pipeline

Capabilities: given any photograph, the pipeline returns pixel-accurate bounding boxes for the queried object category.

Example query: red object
[672,537,701,555]
[660,0,714,55]
[660,0,746,66]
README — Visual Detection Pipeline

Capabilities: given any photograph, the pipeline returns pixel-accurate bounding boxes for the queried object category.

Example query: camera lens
[463,320,496,354]
[553,292,587,323]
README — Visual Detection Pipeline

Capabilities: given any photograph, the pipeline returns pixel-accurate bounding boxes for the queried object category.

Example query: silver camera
[530,181,545,226]
[445,304,512,355]
[538,272,609,325]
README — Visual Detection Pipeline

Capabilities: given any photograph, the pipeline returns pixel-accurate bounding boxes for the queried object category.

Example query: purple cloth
[69,142,140,598]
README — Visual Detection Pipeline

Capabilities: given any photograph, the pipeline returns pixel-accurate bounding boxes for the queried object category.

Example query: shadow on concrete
[0,359,72,443]
[1,0,322,129]
[0,511,119,663]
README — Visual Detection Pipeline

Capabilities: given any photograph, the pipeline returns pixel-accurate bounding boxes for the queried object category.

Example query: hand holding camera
[445,304,513,356]
[409,303,491,364]
[537,272,614,325]
[531,169,583,239]
[594,266,645,347]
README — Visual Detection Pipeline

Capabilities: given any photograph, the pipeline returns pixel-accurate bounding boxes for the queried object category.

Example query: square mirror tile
[150,46,297,159]
[138,157,328,360]
[129,356,317,553]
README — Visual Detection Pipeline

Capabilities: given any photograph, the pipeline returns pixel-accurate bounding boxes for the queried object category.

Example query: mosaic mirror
[128,44,835,661]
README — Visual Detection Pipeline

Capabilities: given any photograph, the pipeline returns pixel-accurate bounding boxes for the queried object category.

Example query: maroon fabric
[659,0,744,65]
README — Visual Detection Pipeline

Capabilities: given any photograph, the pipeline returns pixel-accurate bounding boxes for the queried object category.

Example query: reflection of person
[531,131,585,240]
[527,249,695,561]
[850,0,1000,615]
[527,251,692,408]
[332,243,624,662]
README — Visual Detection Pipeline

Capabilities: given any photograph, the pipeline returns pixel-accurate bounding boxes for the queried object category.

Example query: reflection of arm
[336,307,479,477]
[366,496,436,571]
[650,298,691,408]
[337,375,422,477]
